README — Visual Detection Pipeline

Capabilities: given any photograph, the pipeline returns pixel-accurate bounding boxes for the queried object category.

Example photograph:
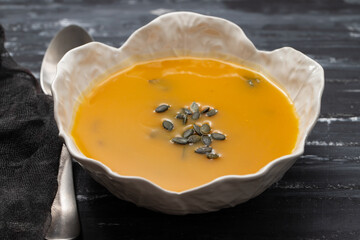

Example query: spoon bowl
[41,25,93,95]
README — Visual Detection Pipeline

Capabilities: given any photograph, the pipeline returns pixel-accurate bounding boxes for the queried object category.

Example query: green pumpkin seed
[247,79,254,87]
[175,113,185,119]
[191,111,200,120]
[155,104,170,113]
[195,147,212,154]
[201,135,212,146]
[200,124,211,135]
[182,108,192,115]
[211,133,226,140]
[187,135,201,143]
[206,109,218,117]
[207,153,219,159]
[190,102,199,112]
[183,129,194,138]
[201,106,210,114]
[172,137,188,145]
[183,115,188,125]
[162,120,174,131]
[193,124,202,135]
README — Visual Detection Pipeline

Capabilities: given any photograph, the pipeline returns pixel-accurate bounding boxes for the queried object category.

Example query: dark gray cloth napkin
[0,25,63,239]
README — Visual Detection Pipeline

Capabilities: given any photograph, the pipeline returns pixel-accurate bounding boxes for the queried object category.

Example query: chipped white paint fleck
[58,18,75,27]
[350,32,360,38]
[346,22,360,38]
[301,155,329,161]
[57,18,91,28]
[150,8,173,16]
[346,23,360,32]
[306,141,345,146]
[317,116,360,124]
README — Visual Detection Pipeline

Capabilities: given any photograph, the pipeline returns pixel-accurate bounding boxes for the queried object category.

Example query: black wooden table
[1,0,360,239]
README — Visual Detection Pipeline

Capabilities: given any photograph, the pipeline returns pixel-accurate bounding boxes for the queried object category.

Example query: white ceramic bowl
[52,12,324,214]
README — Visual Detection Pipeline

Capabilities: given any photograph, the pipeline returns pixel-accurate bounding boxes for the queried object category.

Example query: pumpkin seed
[182,108,192,115]
[207,153,219,159]
[195,147,212,154]
[201,106,210,114]
[247,79,254,87]
[206,109,218,117]
[162,120,174,131]
[155,104,170,113]
[200,123,211,135]
[183,115,188,125]
[211,132,226,140]
[172,137,188,145]
[183,129,194,138]
[193,124,202,135]
[201,135,212,146]
[190,102,199,113]
[187,135,201,143]
[191,111,200,120]
[175,113,185,119]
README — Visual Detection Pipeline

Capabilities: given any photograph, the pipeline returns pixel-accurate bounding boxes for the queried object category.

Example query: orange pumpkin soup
[71,57,299,192]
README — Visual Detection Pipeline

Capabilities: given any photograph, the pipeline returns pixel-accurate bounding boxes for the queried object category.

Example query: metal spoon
[40,25,93,240]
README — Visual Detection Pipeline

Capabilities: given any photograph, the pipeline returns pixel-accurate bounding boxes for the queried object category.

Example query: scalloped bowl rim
[52,11,325,195]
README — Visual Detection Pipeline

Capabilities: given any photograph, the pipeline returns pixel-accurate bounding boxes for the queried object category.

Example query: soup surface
[72,57,299,192]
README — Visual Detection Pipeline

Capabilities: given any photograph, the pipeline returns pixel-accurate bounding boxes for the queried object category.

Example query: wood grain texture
[1,0,359,239]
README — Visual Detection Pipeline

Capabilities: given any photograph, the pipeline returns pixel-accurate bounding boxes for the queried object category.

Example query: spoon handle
[45,145,80,240]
